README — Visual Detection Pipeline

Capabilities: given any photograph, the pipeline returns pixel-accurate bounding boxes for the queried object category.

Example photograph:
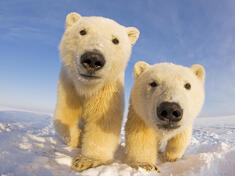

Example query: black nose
[80,51,105,72]
[157,102,183,122]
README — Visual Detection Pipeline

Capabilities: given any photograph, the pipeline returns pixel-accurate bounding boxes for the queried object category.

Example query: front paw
[72,154,104,172]
[129,162,160,172]
[164,151,182,162]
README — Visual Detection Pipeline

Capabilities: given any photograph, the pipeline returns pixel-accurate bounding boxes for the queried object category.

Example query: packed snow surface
[0,107,234,176]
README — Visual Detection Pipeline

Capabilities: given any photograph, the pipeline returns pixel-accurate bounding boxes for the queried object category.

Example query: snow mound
[0,109,234,176]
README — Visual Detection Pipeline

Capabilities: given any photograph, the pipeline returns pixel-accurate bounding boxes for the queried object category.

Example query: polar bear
[125,62,205,171]
[54,12,139,171]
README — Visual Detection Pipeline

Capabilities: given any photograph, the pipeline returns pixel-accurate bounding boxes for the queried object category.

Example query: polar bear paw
[129,162,160,172]
[72,154,105,172]
[164,152,181,162]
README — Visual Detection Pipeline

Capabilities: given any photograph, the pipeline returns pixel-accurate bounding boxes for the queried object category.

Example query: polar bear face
[131,62,205,132]
[59,12,139,95]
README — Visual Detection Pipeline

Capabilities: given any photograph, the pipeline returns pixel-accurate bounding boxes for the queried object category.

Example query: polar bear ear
[134,61,150,79]
[190,64,205,82]
[126,27,140,45]
[65,12,82,28]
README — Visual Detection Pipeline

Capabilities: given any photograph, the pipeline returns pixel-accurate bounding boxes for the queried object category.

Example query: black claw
[74,158,80,162]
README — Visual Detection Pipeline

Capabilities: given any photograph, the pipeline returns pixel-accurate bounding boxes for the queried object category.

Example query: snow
[0,108,234,176]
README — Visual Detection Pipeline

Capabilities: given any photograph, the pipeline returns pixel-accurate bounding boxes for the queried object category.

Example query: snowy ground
[0,107,234,176]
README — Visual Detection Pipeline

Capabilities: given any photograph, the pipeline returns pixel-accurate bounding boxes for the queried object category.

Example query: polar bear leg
[72,83,123,171]
[54,74,82,147]
[72,111,122,171]
[72,120,121,171]
[82,115,121,160]
[164,126,192,161]
[125,106,158,171]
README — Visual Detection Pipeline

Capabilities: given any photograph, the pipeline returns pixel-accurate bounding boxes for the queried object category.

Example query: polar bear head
[59,12,139,96]
[131,62,205,132]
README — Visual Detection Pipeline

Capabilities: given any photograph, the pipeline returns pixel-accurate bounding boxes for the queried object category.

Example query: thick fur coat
[125,62,205,171]
[54,12,139,171]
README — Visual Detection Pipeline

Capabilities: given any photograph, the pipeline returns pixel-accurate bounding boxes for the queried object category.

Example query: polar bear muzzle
[157,102,183,123]
[80,50,106,74]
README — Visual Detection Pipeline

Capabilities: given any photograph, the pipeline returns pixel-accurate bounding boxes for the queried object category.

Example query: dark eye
[80,29,87,35]
[112,38,119,44]
[184,83,191,90]
[149,81,158,87]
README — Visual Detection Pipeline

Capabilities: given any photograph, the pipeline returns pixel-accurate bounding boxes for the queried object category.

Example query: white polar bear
[125,62,205,171]
[54,12,139,171]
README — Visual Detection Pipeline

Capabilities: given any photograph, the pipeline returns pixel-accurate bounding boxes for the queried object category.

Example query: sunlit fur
[59,13,139,96]
[54,12,139,168]
[125,62,205,167]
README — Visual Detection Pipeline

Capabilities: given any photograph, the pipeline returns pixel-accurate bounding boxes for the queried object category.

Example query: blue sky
[0,0,234,116]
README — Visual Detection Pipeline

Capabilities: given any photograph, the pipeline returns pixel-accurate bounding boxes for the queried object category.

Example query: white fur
[54,12,139,171]
[131,62,205,139]
[125,62,205,167]
[59,13,139,97]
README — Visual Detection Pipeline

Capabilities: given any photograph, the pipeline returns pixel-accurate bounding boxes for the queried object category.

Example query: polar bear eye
[112,38,119,45]
[184,83,191,90]
[80,29,87,36]
[149,81,158,88]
